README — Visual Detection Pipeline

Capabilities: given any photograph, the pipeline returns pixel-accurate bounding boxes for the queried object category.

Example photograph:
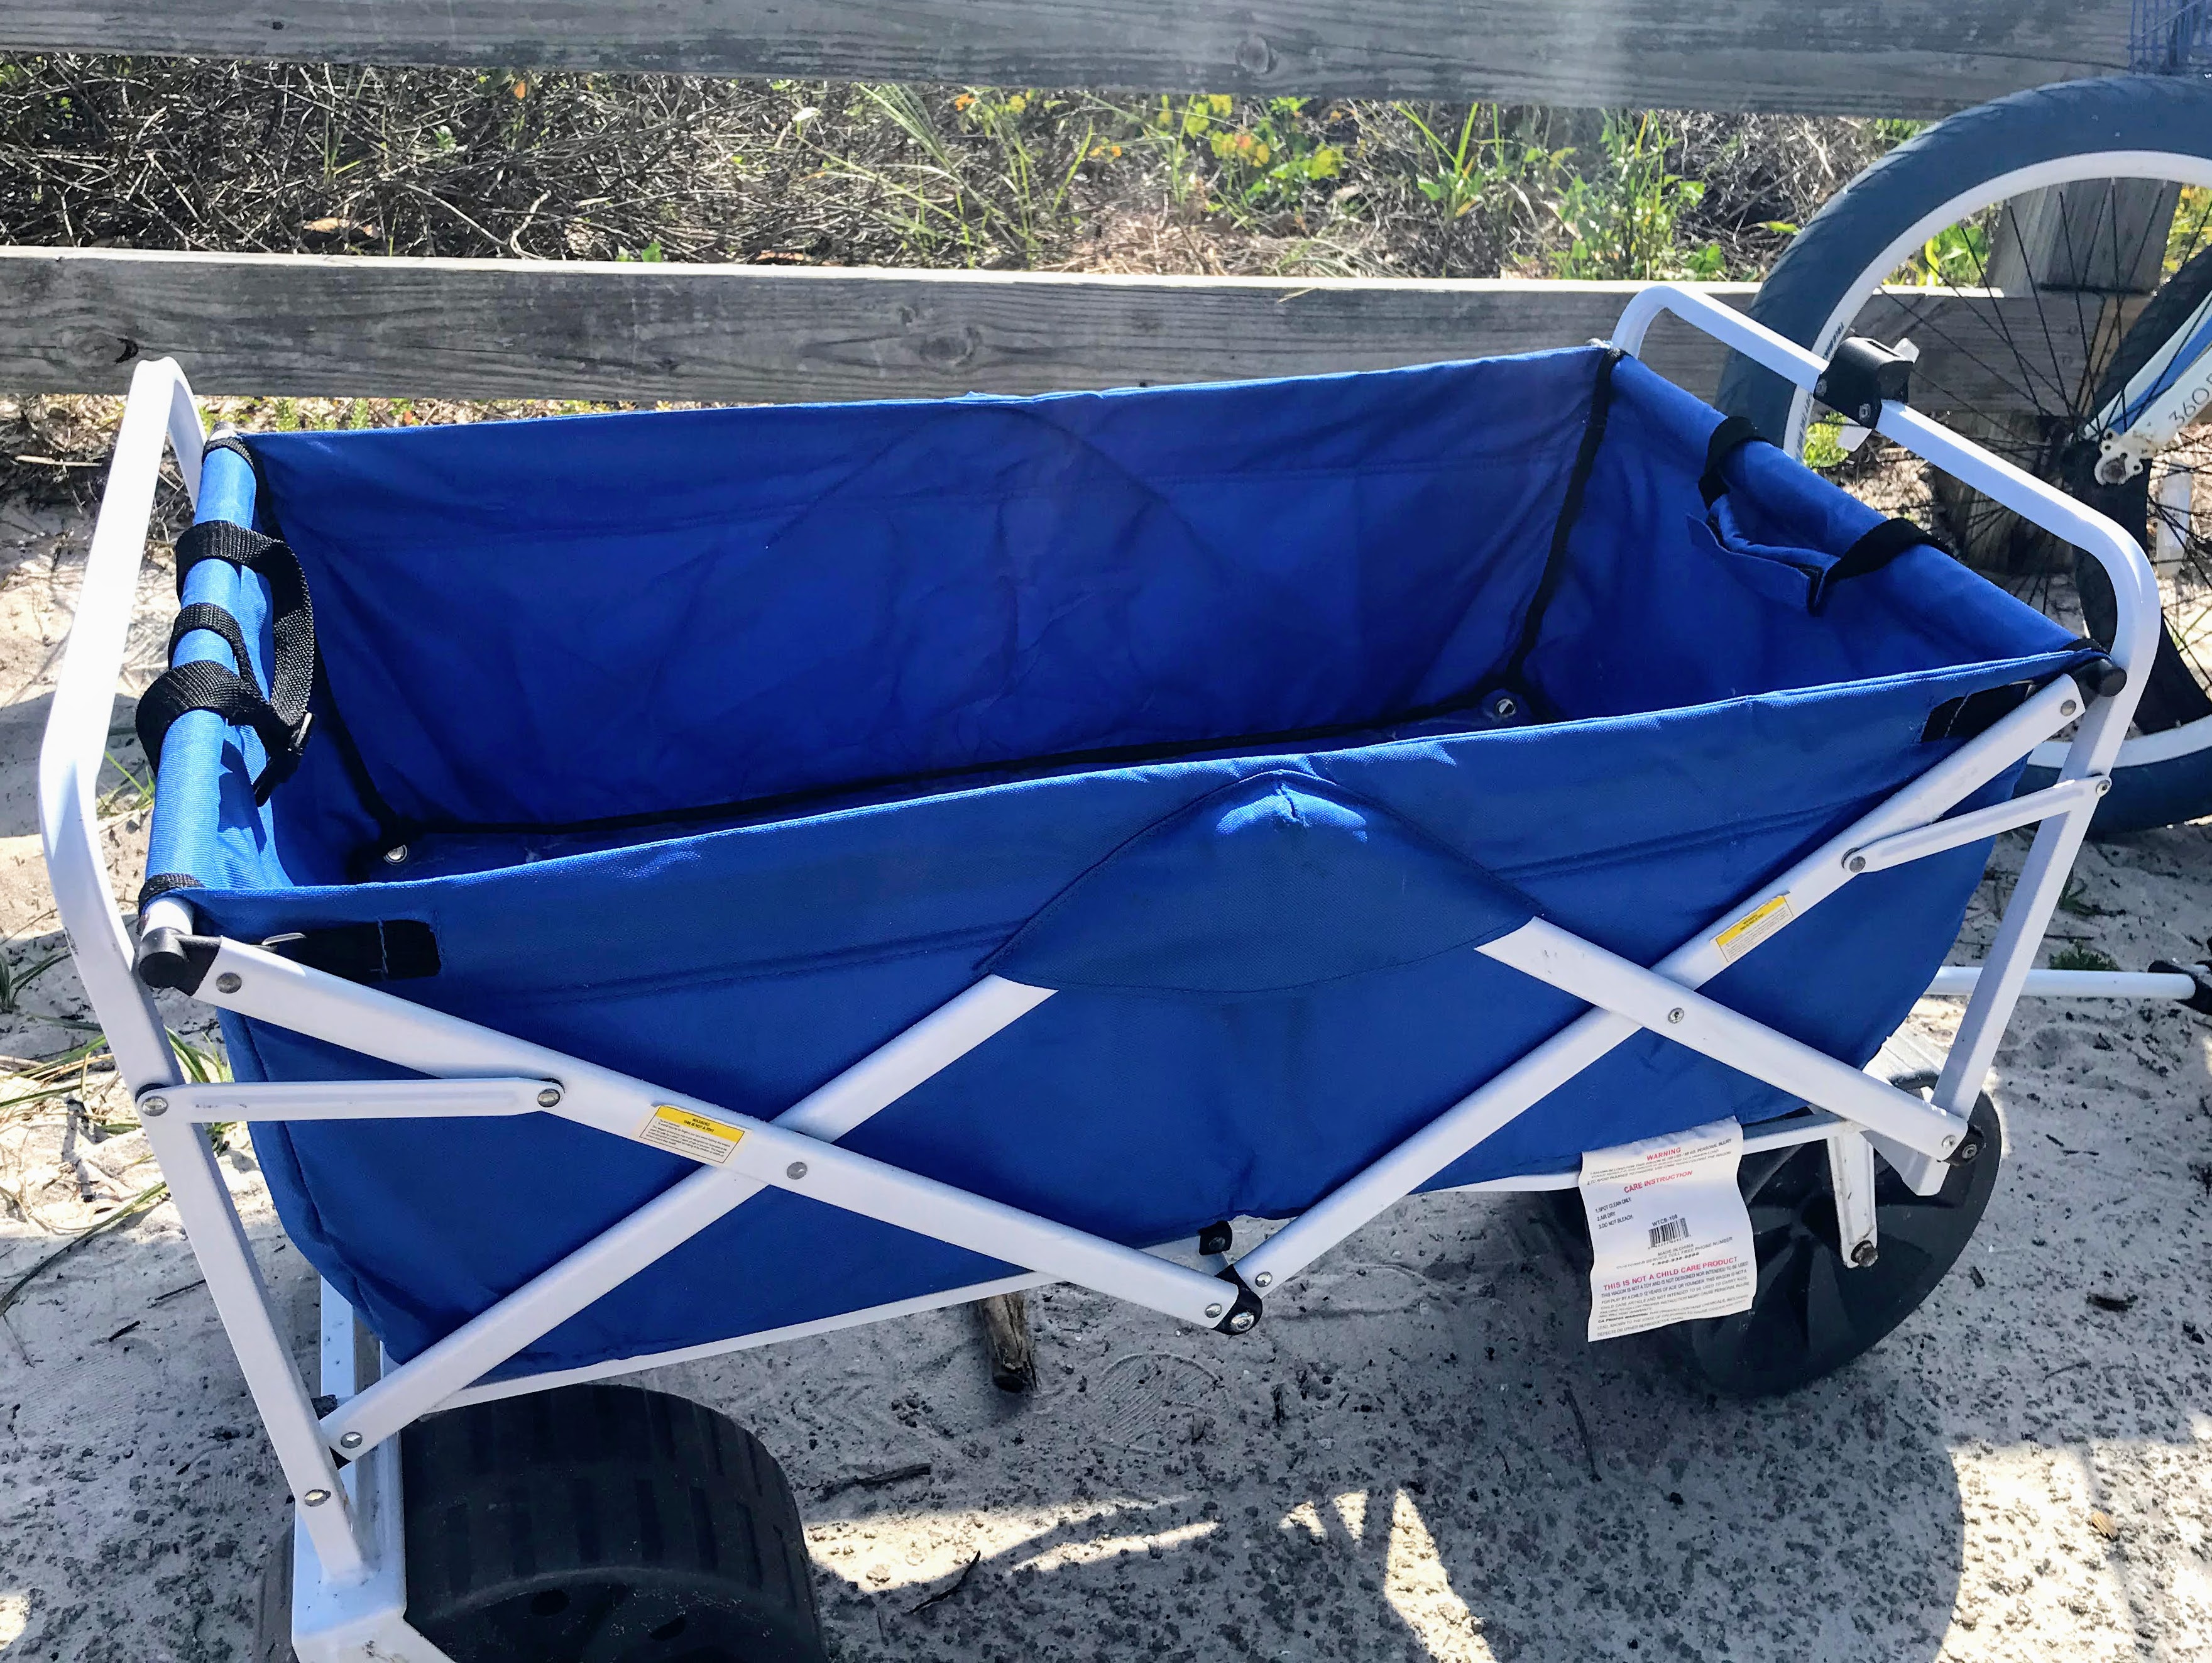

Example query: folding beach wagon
[41,287,2196,1662]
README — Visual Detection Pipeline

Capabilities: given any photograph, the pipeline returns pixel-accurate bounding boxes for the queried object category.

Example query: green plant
[0,942,67,1014]
[1802,417,1851,470]
[1888,220,1991,287]
[96,747,153,818]
[1391,102,1566,273]
[2048,943,2120,972]
[1141,94,1344,218]
[1552,113,1717,281]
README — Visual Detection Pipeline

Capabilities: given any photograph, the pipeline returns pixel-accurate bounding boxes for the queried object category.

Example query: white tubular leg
[1826,1128,1879,1269]
[139,1110,368,1583]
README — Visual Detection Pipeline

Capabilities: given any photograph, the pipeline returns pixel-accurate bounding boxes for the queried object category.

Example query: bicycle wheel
[1717,74,2212,832]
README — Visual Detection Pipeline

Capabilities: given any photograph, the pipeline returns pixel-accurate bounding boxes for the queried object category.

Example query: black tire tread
[402,1383,825,1663]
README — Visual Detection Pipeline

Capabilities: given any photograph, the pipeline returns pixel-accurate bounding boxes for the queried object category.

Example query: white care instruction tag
[1579,1118,1756,1342]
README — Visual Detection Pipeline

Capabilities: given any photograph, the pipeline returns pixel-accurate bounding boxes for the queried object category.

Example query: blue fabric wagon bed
[140,342,2085,1383]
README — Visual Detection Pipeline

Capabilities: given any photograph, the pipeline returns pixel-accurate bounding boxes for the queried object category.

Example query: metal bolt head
[1203,1302,1225,1320]
[1846,854,1866,874]
[1227,1310,1257,1334]
[1848,1241,1878,1268]
[140,1096,168,1118]
[535,1085,562,1108]
[302,1488,331,1507]
[1954,1136,1982,1164]
[785,1161,808,1181]
[1252,1271,1274,1290]
[214,972,241,994]
[338,1431,363,1450]
[1667,1007,1684,1024]
[2061,700,2078,718]
[381,844,410,865]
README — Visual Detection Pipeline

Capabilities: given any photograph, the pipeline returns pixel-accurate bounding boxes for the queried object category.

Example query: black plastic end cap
[2079,657,2129,700]
[1212,1271,1264,1336]
[2150,960,2212,1016]
[1814,336,1914,427]
[136,927,219,994]
[1196,1220,1235,1256]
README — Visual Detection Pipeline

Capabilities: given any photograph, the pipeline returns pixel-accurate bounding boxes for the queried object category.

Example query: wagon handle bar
[1612,282,2156,775]
[37,355,202,1093]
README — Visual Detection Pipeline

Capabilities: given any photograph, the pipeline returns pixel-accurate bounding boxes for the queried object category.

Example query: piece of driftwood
[975,1292,1036,1394]
[0,250,2084,412]
[0,0,2132,118]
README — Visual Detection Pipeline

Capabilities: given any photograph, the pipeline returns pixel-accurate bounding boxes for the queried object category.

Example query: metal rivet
[2096,777,2112,794]
[535,1086,562,1108]
[786,1161,808,1181]
[1204,1302,1224,1320]
[1252,1271,1274,1290]
[214,972,241,994]
[381,845,410,865]
[338,1431,363,1450]
[1847,855,1866,873]
[1848,1241,1878,1268]
[1667,1007,1684,1024]
[1228,1311,1257,1333]
[2061,701,2078,717]
[1956,1137,1981,1163]
[140,1096,168,1117]
[302,1488,331,1507]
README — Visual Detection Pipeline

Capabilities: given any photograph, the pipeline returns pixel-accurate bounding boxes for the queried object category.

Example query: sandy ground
[0,492,2210,1663]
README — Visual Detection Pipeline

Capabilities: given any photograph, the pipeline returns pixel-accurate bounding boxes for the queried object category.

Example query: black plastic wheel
[402,1384,826,1663]
[1543,1092,2003,1397]
[1682,1091,2003,1397]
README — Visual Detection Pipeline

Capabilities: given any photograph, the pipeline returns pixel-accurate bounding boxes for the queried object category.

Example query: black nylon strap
[138,871,204,913]
[1808,517,1931,614]
[133,660,304,803]
[1699,415,1769,506]
[173,520,317,736]
[1497,348,1621,711]
[169,602,253,674]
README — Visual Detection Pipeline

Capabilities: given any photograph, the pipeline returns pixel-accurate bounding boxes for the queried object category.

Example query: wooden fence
[2,0,2133,117]
[0,1,2127,403]
[0,249,2076,408]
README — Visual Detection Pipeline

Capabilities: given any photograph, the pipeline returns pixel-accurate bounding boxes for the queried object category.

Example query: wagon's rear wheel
[402,1385,826,1663]
[1684,1090,2002,1397]
[255,1386,824,1662]
[1545,1090,2003,1396]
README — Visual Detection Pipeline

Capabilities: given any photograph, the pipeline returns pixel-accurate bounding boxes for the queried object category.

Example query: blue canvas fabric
[143,347,2087,1377]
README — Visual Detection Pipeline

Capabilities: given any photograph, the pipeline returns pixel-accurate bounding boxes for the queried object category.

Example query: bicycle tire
[1716,75,2212,833]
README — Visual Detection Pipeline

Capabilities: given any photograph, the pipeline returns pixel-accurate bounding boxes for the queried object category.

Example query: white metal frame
[40,290,2172,1659]
[1765,147,2212,777]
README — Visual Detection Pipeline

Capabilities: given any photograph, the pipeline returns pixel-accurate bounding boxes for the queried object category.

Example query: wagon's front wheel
[1684,1090,2003,1397]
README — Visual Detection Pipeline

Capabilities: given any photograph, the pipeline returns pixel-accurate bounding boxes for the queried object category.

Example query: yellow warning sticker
[637,1105,745,1165]
[1712,894,1795,964]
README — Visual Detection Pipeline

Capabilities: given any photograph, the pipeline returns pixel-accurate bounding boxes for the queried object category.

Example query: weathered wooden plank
[0,0,2133,119]
[0,248,2079,415]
